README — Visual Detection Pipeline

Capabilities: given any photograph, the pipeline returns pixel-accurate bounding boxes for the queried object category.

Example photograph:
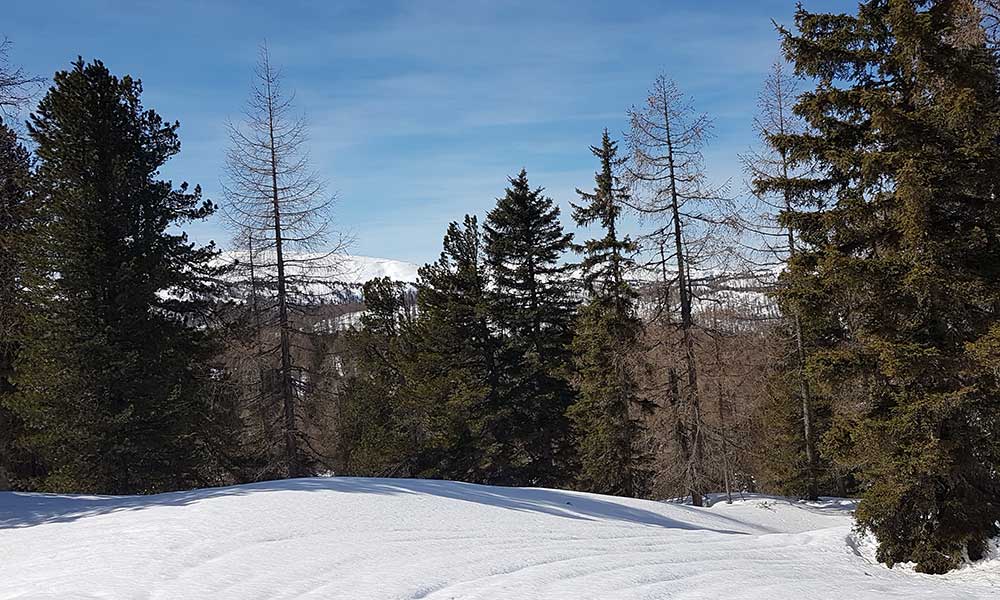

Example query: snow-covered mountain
[217,251,420,286]
[336,254,421,284]
[2,478,997,598]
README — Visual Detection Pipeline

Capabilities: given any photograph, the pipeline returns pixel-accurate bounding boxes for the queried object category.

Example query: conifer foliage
[484,170,577,486]
[411,215,502,480]
[779,0,1000,573]
[9,59,238,494]
[0,119,34,490]
[568,131,650,497]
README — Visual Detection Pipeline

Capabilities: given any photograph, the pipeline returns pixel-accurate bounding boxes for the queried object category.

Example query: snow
[217,251,420,286]
[343,255,420,284]
[1,478,997,599]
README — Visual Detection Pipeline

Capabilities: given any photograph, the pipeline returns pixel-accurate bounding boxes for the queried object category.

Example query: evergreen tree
[412,215,501,481]
[10,59,239,494]
[337,277,418,477]
[568,130,650,497]
[740,62,841,500]
[779,1,1000,572]
[0,119,35,490]
[483,169,577,486]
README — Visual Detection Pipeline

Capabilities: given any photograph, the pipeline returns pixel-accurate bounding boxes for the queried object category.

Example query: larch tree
[738,61,827,500]
[0,38,42,117]
[222,43,347,478]
[626,76,727,506]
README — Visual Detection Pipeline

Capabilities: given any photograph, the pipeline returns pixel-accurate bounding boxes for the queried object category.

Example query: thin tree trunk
[266,74,299,479]
[781,136,817,500]
[663,92,703,507]
[794,312,817,500]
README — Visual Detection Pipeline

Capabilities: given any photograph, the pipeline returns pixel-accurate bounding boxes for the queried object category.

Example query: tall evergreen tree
[337,277,419,477]
[779,1,1000,572]
[483,169,577,486]
[0,119,35,490]
[569,130,650,497]
[10,59,239,494]
[338,219,503,483]
[739,62,837,500]
[412,215,502,481]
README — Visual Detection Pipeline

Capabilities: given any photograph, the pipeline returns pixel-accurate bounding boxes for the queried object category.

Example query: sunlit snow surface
[1,478,997,599]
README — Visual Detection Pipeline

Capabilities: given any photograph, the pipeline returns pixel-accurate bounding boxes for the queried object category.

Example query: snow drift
[1,478,996,599]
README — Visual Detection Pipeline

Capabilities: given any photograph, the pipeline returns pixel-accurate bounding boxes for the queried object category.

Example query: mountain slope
[217,251,421,285]
[1,478,996,599]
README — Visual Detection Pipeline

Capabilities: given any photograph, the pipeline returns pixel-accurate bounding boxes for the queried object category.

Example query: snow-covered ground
[1,478,997,599]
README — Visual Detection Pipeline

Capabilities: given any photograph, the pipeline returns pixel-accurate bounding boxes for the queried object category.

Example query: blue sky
[5,0,842,264]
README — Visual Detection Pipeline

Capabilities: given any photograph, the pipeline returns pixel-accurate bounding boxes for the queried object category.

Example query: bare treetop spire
[222,41,349,478]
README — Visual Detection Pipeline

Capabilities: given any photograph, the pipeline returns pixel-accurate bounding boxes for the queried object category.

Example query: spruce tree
[11,59,239,494]
[779,1,1000,572]
[569,130,650,497]
[740,62,840,500]
[483,169,577,486]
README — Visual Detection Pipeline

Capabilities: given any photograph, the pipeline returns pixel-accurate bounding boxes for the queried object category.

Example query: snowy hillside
[218,251,421,286]
[334,254,420,284]
[1,478,997,599]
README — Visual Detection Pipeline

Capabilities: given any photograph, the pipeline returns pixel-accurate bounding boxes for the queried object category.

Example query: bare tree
[0,38,42,117]
[970,1,997,49]
[738,61,821,499]
[627,75,730,506]
[222,42,348,478]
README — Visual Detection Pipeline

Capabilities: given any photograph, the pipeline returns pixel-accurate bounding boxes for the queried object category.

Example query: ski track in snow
[1,477,997,599]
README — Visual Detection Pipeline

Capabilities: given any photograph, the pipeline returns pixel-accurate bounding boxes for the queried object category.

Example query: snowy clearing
[1,477,997,599]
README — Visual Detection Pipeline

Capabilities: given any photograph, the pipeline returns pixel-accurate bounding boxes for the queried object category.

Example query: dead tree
[627,75,730,506]
[0,38,42,117]
[222,43,348,478]
[738,61,819,499]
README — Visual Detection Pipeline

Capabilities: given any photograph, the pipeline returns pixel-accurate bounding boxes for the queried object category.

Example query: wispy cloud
[5,0,845,262]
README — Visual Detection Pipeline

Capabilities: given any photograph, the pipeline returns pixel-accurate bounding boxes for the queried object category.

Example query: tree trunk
[663,94,704,507]
[266,76,299,479]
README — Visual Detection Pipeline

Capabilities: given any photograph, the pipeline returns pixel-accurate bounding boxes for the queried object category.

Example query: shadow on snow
[0,476,756,534]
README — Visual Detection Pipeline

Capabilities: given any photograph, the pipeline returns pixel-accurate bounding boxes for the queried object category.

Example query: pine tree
[483,169,577,486]
[0,119,35,490]
[568,130,650,497]
[10,59,239,494]
[779,1,1000,572]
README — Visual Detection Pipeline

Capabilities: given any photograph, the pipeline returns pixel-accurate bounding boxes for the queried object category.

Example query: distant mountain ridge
[217,251,421,285]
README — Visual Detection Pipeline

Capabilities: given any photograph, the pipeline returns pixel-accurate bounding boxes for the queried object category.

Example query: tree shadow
[0,476,753,534]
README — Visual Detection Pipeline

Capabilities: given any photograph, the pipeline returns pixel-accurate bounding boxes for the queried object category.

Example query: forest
[2,0,1000,576]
